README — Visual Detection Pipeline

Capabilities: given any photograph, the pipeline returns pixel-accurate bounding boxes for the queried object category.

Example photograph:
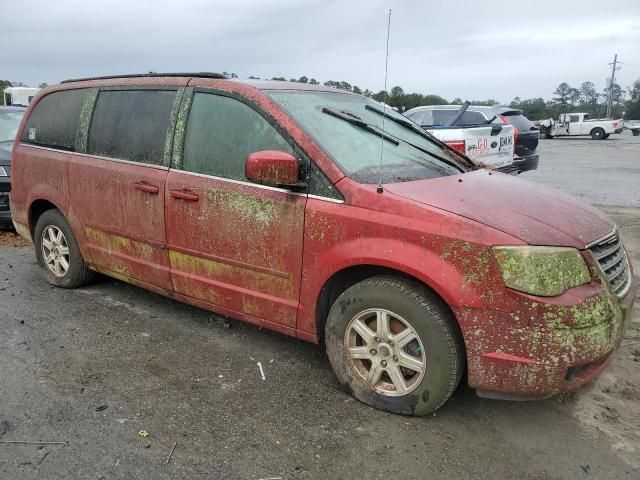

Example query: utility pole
[606,54,619,119]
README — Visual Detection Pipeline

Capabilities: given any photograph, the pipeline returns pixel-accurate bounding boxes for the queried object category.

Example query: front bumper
[512,153,539,173]
[0,176,11,228]
[454,281,635,399]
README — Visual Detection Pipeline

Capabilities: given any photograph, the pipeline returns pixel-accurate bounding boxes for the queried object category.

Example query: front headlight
[0,166,7,177]
[493,246,591,296]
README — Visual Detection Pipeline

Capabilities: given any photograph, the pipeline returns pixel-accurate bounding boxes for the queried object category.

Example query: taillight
[499,114,518,145]
[445,140,466,154]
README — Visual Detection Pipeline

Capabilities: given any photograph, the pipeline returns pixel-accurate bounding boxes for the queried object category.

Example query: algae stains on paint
[168,250,294,299]
[85,227,154,260]
[540,293,616,330]
[13,221,32,243]
[493,246,591,296]
[204,189,276,227]
[75,88,98,153]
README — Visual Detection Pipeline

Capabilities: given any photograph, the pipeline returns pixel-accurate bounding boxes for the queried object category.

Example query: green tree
[510,97,547,120]
[552,82,573,112]
[625,78,640,119]
[297,76,308,84]
[578,82,599,108]
[603,82,625,117]
[309,78,319,85]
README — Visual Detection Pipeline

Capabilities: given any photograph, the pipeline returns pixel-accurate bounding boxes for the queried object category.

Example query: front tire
[34,209,94,288]
[591,128,605,140]
[325,276,464,416]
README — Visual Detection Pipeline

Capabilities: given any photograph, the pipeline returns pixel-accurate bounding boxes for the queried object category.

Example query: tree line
[4,75,640,120]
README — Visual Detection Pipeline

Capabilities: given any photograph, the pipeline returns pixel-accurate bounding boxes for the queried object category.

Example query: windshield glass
[266,91,463,184]
[0,109,25,142]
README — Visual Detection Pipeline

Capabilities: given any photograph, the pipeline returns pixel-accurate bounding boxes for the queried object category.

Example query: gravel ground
[0,132,638,480]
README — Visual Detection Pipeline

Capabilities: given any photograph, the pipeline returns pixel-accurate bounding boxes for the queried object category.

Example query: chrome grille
[588,230,631,297]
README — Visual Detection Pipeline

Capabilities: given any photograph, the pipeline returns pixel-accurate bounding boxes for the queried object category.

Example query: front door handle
[170,189,200,202]
[134,181,160,194]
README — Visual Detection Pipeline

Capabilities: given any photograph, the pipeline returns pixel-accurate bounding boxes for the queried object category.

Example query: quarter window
[21,89,88,151]
[182,92,292,180]
[88,89,177,165]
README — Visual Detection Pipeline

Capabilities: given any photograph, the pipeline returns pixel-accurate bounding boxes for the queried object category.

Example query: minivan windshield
[266,91,467,184]
[0,109,25,142]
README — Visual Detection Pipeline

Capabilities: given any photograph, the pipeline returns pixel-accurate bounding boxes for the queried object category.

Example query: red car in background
[10,73,635,415]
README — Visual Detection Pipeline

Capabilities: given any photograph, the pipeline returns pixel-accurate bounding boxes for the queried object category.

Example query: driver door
[164,90,307,330]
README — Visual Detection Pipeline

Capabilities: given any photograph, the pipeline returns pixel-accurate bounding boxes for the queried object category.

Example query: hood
[0,142,12,166]
[385,170,614,249]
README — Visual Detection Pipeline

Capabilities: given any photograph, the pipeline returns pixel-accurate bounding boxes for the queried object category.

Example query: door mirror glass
[246,150,299,187]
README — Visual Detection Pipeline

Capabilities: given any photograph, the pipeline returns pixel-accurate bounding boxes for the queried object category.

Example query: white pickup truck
[538,113,623,140]
[404,104,515,171]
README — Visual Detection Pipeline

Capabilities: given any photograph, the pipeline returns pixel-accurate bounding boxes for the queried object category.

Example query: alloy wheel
[41,225,70,277]
[344,308,426,396]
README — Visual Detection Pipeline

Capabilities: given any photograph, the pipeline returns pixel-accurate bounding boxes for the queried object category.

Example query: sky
[3,0,640,103]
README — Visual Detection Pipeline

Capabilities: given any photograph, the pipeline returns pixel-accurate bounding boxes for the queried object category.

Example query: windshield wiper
[364,105,471,172]
[322,108,399,146]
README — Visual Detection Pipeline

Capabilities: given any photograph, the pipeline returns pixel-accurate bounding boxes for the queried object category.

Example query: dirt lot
[0,133,638,479]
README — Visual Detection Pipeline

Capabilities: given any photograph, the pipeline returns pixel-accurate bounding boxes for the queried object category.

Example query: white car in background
[404,104,515,172]
[537,113,623,140]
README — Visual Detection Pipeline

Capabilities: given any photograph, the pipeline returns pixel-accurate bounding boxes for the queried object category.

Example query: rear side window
[21,89,88,150]
[504,114,535,132]
[88,89,176,165]
[182,92,292,181]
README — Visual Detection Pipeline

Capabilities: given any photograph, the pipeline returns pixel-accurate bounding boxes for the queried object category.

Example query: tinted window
[88,90,176,165]
[409,109,488,127]
[183,93,292,180]
[21,89,88,150]
[503,113,535,132]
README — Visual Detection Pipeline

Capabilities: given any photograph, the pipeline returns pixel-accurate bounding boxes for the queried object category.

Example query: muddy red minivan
[10,73,635,415]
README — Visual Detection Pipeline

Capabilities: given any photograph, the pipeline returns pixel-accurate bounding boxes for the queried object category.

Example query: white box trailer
[3,87,40,106]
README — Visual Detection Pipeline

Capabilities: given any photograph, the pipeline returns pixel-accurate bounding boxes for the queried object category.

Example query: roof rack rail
[61,72,227,83]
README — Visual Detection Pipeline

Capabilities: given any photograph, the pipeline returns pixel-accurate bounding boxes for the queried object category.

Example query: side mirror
[246,150,299,187]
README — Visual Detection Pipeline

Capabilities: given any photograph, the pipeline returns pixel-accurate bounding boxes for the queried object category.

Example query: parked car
[623,119,640,136]
[538,113,623,139]
[11,74,635,415]
[404,104,516,172]
[0,106,27,228]
[493,106,539,173]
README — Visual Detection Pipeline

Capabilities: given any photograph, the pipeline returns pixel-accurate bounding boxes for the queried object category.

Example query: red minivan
[10,73,635,415]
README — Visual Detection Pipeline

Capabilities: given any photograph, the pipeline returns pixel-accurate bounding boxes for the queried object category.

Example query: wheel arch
[314,263,460,345]
[29,199,63,237]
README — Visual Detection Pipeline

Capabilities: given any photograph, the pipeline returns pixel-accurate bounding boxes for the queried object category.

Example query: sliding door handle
[170,189,199,202]
[134,182,160,194]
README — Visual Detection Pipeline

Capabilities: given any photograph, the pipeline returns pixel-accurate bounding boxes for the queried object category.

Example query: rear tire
[591,128,605,140]
[34,209,94,288]
[325,276,464,416]
[602,134,610,139]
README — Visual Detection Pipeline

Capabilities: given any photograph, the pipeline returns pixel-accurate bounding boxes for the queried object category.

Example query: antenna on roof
[377,9,392,194]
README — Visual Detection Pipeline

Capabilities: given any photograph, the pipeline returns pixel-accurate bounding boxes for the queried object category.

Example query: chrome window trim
[308,194,344,204]
[21,143,170,171]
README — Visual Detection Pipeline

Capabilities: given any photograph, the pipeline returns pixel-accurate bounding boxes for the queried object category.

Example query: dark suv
[0,106,27,228]
[494,107,539,173]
